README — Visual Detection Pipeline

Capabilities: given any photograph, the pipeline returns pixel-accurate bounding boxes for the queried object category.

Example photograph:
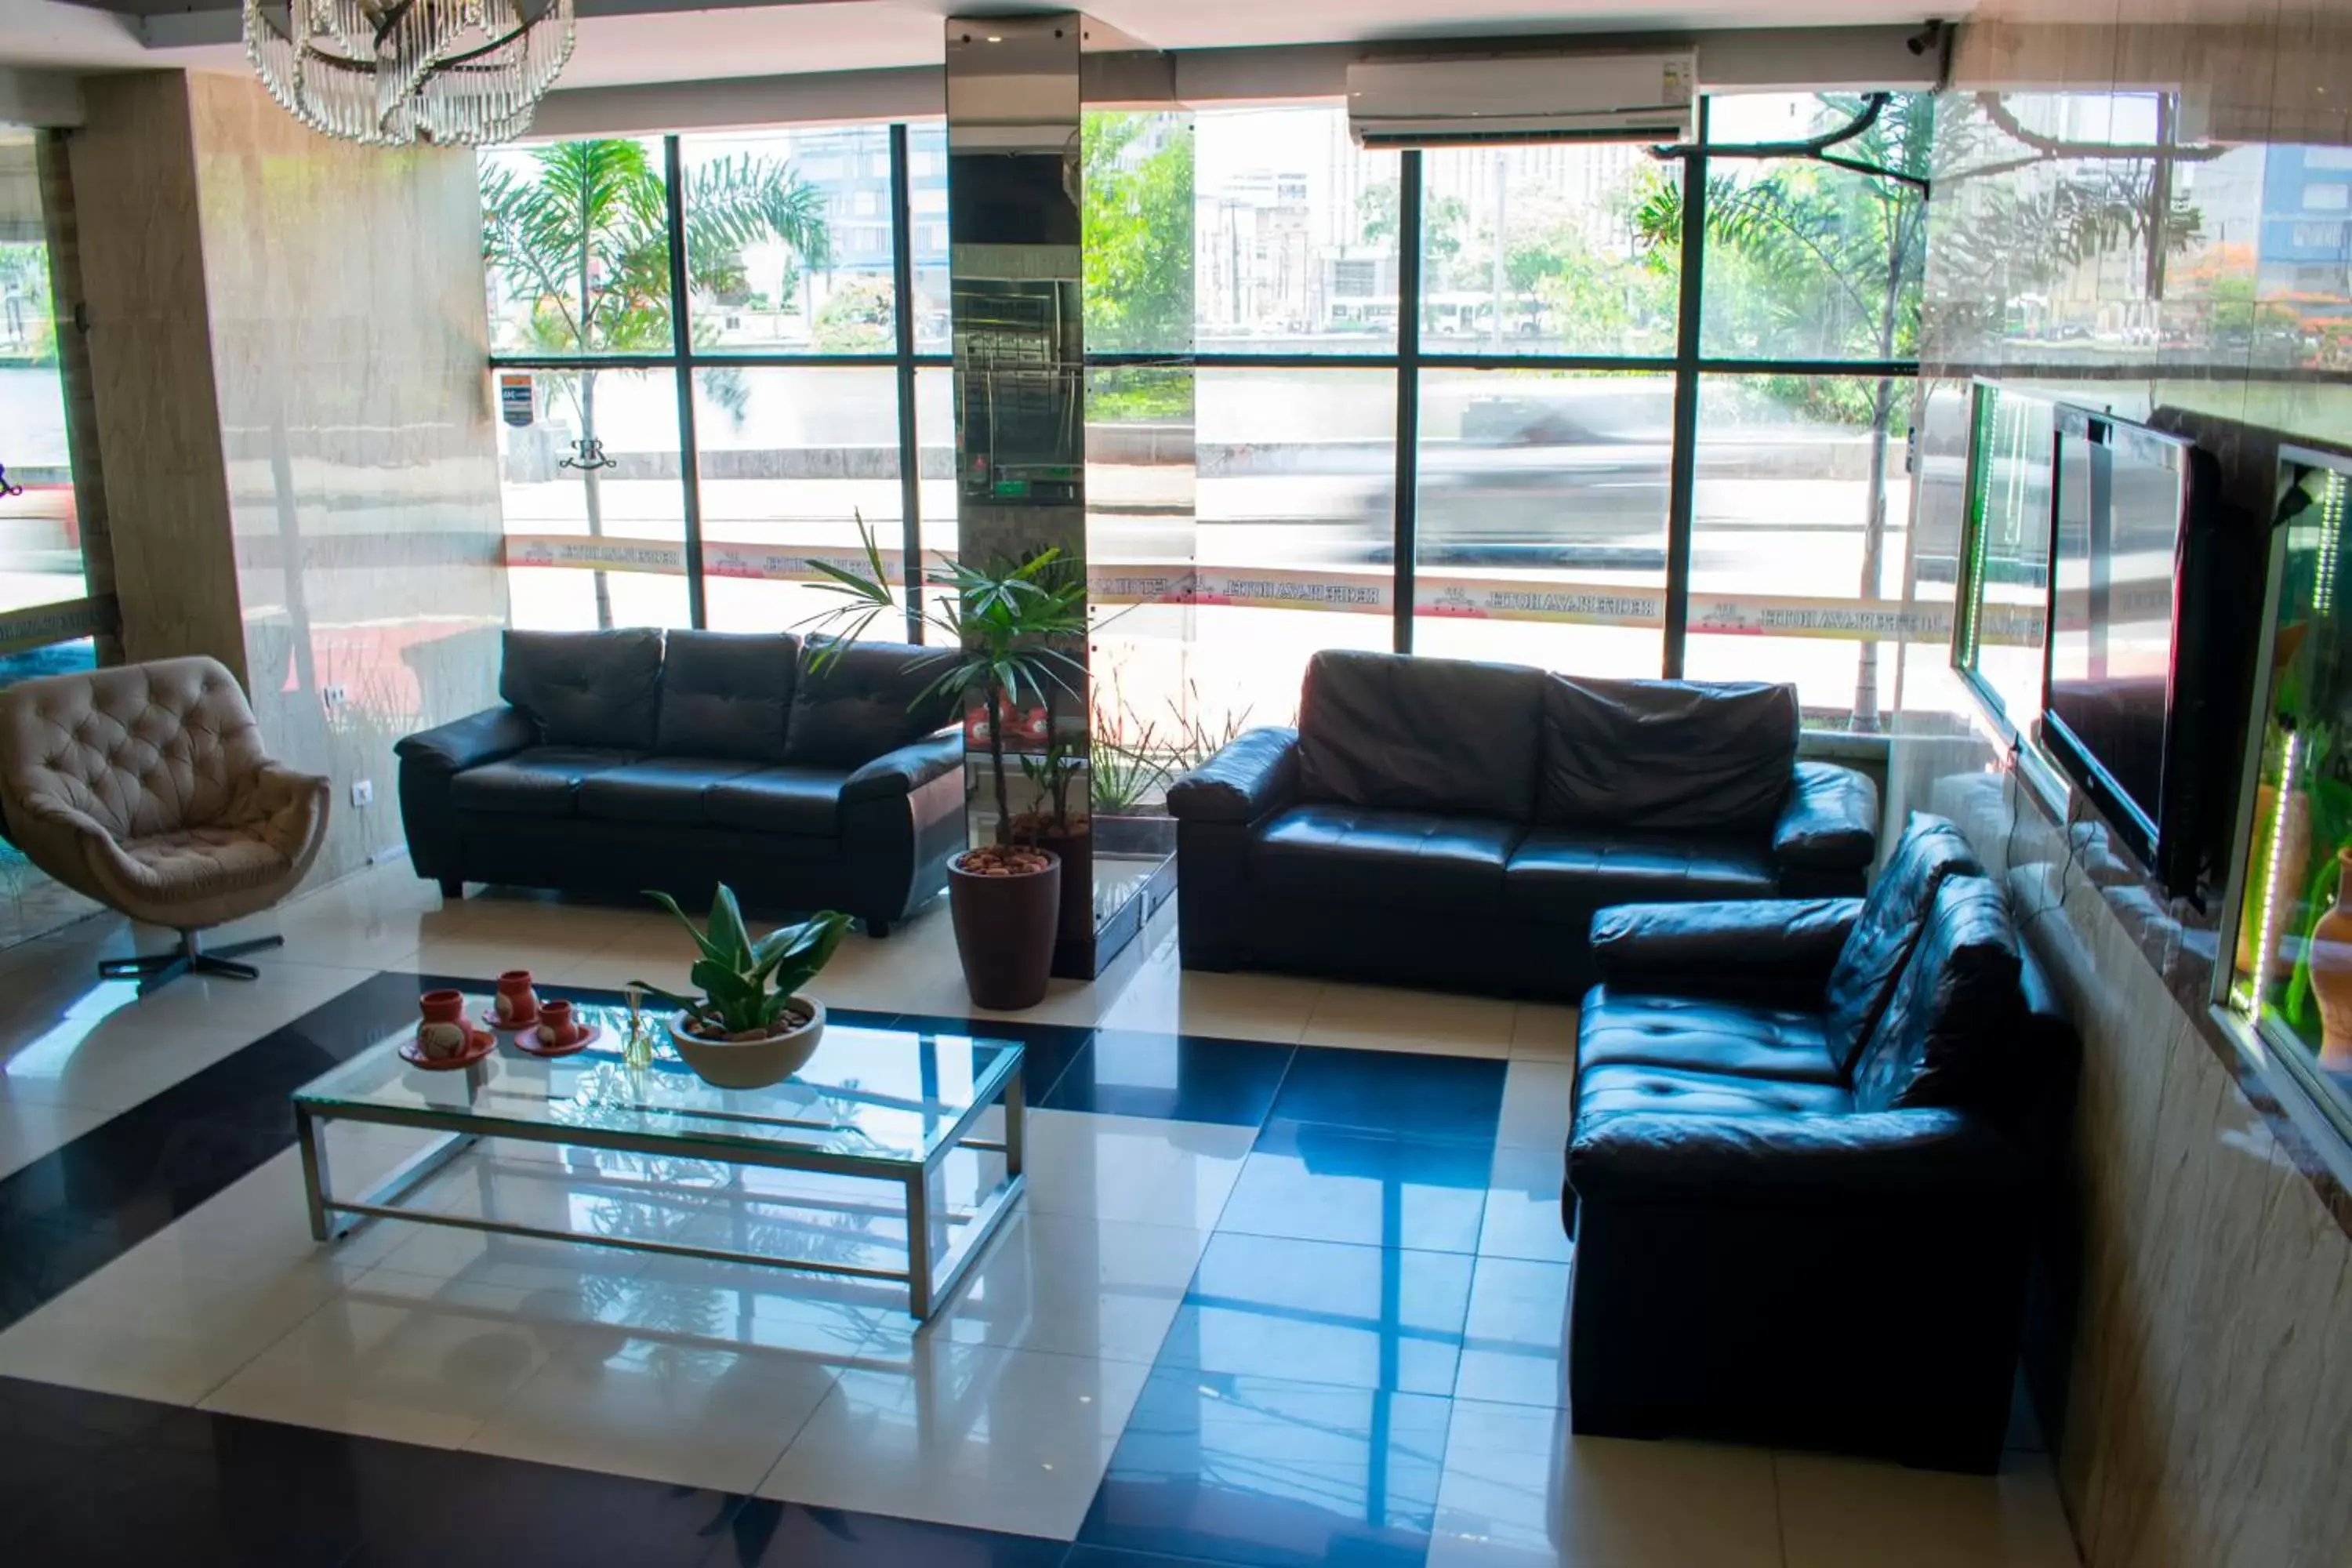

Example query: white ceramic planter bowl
[666,999,825,1090]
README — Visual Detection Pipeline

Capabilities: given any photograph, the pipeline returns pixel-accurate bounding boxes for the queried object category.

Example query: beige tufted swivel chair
[0,656,332,992]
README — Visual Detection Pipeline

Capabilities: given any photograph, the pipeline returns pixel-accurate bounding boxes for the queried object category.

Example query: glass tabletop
[293,997,1023,1166]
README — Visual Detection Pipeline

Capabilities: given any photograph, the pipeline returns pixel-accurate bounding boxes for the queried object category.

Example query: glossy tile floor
[0,862,2082,1566]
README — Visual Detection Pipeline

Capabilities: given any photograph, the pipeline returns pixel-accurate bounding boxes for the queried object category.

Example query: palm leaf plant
[630,886,849,1040]
[803,514,1088,847]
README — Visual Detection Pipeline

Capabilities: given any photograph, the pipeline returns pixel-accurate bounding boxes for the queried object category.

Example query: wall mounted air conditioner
[1346,53,1697,149]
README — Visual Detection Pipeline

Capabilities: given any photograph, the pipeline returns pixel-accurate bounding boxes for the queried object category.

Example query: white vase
[666,999,826,1090]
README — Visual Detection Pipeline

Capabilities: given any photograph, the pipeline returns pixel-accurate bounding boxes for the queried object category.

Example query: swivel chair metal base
[100,931,285,996]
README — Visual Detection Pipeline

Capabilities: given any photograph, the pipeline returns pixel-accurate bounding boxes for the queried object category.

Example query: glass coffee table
[292,999,1025,1319]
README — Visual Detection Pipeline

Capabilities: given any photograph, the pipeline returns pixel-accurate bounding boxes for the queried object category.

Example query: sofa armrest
[1569,1107,2027,1210]
[1773,760,1878,873]
[394,706,536,774]
[1588,897,1861,1001]
[842,732,962,803]
[1166,727,1299,824]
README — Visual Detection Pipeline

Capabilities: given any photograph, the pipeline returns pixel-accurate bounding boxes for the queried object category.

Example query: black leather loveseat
[1563,814,2077,1472]
[1165,650,1879,998]
[396,629,963,932]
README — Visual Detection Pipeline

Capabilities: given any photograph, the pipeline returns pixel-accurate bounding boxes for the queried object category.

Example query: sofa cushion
[1294,650,1544,821]
[1250,803,1518,914]
[449,746,642,817]
[655,630,798,763]
[705,766,851,837]
[1821,813,1984,1074]
[1574,1062,1853,1121]
[577,757,761,826]
[1577,991,1846,1086]
[1849,876,2024,1113]
[1503,829,1776,924]
[1537,675,1797,831]
[500,630,666,751]
[782,641,959,770]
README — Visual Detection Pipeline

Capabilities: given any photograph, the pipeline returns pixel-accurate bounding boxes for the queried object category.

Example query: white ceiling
[2,0,1958,88]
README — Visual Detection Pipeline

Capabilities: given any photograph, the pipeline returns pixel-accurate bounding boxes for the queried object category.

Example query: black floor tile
[1262,1047,1506,1143]
[1065,1546,1244,1568]
[885,1012,1094,1103]
[1041,1031,1293,1126]
[339,1444,740,1568]
[698,1500,1071,1568]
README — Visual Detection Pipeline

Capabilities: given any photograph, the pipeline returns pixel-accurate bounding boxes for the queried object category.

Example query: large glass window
[481,137,674,358]
[480,94,1930,731]
[1196,107,1401,352]
[1410,368,1668,675]
[0,132,83,617]
[1697,93,1931,362]
[698,365,904,633]
[683,127,881,354]
[496,367,690,632]
[1682,372,1915,724]
[1419,143,1678,358]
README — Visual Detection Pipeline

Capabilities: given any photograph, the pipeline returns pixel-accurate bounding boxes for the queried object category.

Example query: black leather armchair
[1563,814,2078,1472]
[397,630,964,931]
[1167,650,1881,998]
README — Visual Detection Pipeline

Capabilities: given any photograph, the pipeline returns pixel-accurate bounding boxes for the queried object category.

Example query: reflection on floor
[0,844,100,952]
[0,858,2082,1566]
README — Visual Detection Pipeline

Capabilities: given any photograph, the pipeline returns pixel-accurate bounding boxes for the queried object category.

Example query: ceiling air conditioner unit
[1346,53,1697,150]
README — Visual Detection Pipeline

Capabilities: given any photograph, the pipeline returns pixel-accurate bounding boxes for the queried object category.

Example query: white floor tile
[1429,1399,1782,1568]
[1095,966,1326,1044]
[466,1330,851,1494]
[0,1248,367,1406]
[200,1287,565,1448]
[1017,1109,1254,1228]
[1495,1060,1576,1152]
[1302,984,1517,1058]
[887,1207,1207,1365]
[1773,1451,2081,1568]
[0,1008,272,1113]
[758,1338,1149,1540]
[0,1095,110,1178]
[1451,1258,1570,1409]
[1509,1003,1579,1061]
[1478,1144,1577,1265]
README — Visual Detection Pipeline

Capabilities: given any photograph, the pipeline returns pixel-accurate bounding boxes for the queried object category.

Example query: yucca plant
[804,514,1087,844]
[630,886,850,1040]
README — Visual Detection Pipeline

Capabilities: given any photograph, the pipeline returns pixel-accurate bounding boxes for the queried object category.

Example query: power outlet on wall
[350,779,374,808]
[321,684,348,711]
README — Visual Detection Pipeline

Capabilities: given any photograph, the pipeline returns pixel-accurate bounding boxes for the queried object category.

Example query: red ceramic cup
[538,999,576,1045]
[419,989,466,1025]
[493,971,539,1025]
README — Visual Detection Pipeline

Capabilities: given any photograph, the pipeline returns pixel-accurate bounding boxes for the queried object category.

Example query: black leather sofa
[1165,650,1881,998]
[1563,814,2077,1472]
[396,629,964,932]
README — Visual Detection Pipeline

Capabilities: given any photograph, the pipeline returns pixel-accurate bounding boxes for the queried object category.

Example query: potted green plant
[630,886,850,1089]
[807,518,1087,1010]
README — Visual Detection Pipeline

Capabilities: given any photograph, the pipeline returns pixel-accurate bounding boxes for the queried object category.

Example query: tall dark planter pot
[949,851,1062,1011]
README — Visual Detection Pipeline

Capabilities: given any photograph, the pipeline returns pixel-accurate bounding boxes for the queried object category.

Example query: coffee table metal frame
[292,1045,1025,1322]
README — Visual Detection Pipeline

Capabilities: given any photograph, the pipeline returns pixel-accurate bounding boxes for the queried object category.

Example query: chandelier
[242,0,577,147]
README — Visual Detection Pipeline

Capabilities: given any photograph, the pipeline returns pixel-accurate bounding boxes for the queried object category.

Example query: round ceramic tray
[511,1020,602,1058]
[401,1030,495,1071]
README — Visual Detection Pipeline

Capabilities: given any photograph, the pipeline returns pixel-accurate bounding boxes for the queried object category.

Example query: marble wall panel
[185,72,506,884]
[63,73,244,678]
[1891,5,2352,1564]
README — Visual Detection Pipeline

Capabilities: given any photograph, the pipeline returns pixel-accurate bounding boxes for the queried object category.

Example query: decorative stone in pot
[667,998,826,1091]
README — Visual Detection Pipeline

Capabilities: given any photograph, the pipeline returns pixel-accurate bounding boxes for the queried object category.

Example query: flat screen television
[2039,404,2247,902]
